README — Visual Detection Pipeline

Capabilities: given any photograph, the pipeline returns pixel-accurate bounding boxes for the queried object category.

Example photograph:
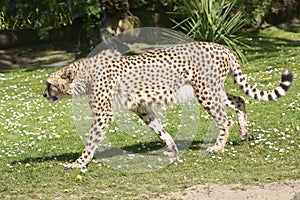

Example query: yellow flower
[63,130,69,134]
[54,134,61,139]
[262,77,268,81]
[3,126,9,130]
[76,175,83,180]
[63,189,70,193]
[25,163,31,168]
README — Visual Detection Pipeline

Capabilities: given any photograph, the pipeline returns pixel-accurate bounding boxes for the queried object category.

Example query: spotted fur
[43,42,293,168]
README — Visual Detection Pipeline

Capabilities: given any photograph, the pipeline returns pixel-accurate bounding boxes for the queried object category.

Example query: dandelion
[76,174,83,181]
[25,163,31,168]
[54,134,61,139]
[63,189,70,193]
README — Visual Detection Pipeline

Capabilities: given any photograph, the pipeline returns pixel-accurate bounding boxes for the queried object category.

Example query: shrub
[0,0,102,39]
[172,0,249,63]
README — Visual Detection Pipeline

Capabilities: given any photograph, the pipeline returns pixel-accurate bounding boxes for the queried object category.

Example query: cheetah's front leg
[64,113,112,169]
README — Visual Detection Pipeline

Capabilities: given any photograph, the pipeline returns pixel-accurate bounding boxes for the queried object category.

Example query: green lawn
[0,26,299,199]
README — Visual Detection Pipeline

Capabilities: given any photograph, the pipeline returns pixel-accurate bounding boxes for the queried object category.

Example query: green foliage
[72,0,103,30]
[128,0,147,8]
[235,0,274,26]
[173,0,249,63]
[0,0,103,39]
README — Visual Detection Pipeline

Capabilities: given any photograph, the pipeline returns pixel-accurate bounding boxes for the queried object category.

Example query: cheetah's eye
[61,70,75,82]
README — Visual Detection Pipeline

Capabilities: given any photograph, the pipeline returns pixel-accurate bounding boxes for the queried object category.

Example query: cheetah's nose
[43,91,48,98]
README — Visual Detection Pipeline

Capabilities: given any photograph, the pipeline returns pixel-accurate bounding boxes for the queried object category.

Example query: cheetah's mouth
[48,96,60,104]
[43,92,60,104]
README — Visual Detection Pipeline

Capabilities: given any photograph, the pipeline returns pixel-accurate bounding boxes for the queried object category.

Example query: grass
[0,25,299,199]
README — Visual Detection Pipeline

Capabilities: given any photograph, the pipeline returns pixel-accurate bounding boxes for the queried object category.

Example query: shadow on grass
[243,36,300,62]
[96,139,205,158]
[10,152,81,166]
[0,41,84,73]
[10,130,254,165]
[10,139,210,166]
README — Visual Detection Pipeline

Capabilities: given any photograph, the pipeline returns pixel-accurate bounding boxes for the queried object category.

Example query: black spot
[254,94,258,99]
[164,98,168,105]
[268,94,273,101]
[260,91,264,96]
[95,131,101,136]
[281,70,294,82]
[280,83,290,91]
[274,89,281,98]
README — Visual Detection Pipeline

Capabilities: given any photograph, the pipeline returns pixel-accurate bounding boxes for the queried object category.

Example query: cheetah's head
[43,66,77,103]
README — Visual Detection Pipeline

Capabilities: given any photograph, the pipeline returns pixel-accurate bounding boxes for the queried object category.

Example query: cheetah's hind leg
[225,93,248,141]
[133,107,178,157]
[194,86,233,153]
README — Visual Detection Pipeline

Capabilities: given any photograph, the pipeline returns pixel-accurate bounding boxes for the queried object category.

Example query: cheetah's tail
[232,69,294,101]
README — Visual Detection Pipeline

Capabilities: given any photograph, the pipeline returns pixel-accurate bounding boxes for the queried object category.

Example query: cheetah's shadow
[10,140,208,166]
[10,137,251,166]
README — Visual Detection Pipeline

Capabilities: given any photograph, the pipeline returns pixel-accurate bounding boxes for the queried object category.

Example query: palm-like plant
[173,0,249,63]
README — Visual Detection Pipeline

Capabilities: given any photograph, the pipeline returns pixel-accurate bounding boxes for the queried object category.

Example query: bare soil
[156,180,300,200]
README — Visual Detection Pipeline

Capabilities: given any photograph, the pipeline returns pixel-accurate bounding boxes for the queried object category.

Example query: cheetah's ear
[61,69,75,83]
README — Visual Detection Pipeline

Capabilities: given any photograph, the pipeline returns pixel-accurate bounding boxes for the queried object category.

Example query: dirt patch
[156,180,300,200]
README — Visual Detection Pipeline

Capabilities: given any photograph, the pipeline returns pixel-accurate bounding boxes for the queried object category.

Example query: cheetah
[43,42,294,169]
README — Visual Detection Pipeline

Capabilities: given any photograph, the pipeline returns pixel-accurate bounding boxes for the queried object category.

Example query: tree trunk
[265,0,299,25]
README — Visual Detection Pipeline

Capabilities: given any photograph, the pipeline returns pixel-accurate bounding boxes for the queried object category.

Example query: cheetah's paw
[206,146,224,153]
[64,162,86,169]
[162,146,178,157]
